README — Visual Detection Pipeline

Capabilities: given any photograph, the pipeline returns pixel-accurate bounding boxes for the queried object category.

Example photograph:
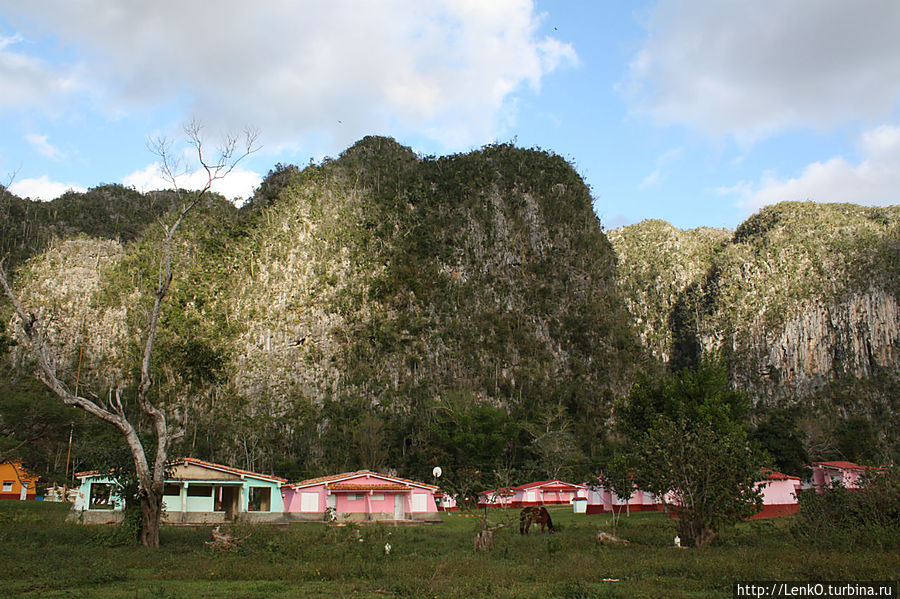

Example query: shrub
[794,467,900,548]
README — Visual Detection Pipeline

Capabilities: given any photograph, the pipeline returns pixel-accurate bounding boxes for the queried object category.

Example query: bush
[794,467,900,548]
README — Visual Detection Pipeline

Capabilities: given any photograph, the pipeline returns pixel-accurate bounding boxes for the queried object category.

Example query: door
[394,494,405,520]
[220,487,238,521]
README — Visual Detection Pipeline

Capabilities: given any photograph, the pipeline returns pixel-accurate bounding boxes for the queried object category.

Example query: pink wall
[811,464,864,490]
[480,481,587,508]
[585,484,663,514]
[282,472,439,514]
[757,478,799,505]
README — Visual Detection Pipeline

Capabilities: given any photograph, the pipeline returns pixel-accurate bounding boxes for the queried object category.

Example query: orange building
[0,460,38,500]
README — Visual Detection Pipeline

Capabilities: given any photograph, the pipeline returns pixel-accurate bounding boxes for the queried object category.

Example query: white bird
[384,541,392,555]
[674,535,682,548]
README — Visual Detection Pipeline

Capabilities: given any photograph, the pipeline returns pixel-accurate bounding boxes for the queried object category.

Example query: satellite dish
[432,466,442,478]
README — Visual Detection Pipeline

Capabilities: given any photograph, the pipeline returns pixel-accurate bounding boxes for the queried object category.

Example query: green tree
[599,451,635,536]
[616,359,766,547]
[750,407,809,476]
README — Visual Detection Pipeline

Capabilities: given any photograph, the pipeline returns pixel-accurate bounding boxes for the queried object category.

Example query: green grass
[1,502,896,598]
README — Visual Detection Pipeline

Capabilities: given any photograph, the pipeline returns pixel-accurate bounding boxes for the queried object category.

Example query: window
[300,492,319,512]
[2,481,12,492]
[347,494,363,501]
[187,485,212,497]
[89,483,114,509]
[163,484,181,496]
[370,494,384,502]
[411,493,427,512]
[248,487,271,511]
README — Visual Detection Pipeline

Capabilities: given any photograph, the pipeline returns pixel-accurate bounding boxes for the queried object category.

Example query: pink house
[583,482,663,515]
[479,480,587,508]
[282,470,441,523]
[810,461,872,492]
[435,492,458,511]
[748,469,801,519]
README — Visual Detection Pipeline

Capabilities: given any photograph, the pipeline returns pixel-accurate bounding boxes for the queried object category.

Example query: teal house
[73,458,287,524]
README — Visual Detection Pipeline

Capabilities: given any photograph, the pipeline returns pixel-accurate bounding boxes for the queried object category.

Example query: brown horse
[519,506,555,534]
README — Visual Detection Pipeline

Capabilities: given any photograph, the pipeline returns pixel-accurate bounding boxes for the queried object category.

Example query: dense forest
[2,137,897,493]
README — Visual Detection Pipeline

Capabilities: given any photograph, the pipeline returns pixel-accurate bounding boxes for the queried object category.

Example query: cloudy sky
[1,0,899,230]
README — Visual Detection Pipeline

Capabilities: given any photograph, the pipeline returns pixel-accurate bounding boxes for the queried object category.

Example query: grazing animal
[519,506,555,535]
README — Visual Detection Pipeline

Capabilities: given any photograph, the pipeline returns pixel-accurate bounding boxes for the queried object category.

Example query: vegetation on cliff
[3,137,642,486]
[609,202,900,465]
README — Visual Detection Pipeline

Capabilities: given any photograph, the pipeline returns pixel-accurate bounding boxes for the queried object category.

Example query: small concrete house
[480,480,587,508]
[749,469,801,519]
[810,461,871,491]
[583,481,662,515]
[73,458,287,524]
[282,470,441,522]
[435,491,457,511]
[0,460,38,501]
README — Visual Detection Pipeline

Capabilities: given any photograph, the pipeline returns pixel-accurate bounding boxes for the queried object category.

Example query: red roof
[761,468,800,481]
[286,470,438,491]
[513,480,585,491]
[328,483,412,492]
[78,458,287,483]
[812,461,870,471]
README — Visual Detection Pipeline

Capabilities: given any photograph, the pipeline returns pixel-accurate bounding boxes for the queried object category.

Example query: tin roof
[78,457,287,483]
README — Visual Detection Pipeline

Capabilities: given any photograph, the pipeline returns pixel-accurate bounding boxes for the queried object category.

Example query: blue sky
[1,1,899,230]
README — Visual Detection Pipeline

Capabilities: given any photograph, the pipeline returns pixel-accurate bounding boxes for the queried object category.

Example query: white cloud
[9,175,85,200]
[3,0,576,150]
[722,125,900,214]
[0,32,79,109]
[26,133,63,160]
[122,163,262,204]
[621,1,900,141]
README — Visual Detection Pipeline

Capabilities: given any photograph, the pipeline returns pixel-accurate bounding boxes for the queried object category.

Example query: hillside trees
[615,359,765,547]
[0,121,258,547]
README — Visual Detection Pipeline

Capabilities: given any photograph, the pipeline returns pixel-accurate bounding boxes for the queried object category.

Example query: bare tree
[0,121,258,547]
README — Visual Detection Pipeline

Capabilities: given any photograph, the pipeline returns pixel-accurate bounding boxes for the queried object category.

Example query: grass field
[1,501,896,598]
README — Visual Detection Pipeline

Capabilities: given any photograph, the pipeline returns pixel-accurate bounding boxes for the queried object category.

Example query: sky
[1,0,899,231]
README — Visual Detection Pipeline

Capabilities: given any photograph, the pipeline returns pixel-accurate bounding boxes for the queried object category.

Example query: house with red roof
[282,470,441,523]
[479,480,587,509]
[581,468,800,519]
[809,461,874,492]
[749,468,801,519]
[72,457,287,524]
[582,480,663,515]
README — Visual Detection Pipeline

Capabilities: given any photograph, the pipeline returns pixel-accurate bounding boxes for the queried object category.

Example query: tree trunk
[139,484,165,548]
[676,512,718,548]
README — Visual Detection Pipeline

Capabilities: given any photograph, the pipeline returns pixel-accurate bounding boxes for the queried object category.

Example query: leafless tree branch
[1,122,259,547]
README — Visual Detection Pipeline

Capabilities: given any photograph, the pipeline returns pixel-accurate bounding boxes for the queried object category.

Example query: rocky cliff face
[607,220,730,363]
[610,202,900,410]
[5,137,642,473]
[208,138,640,416]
